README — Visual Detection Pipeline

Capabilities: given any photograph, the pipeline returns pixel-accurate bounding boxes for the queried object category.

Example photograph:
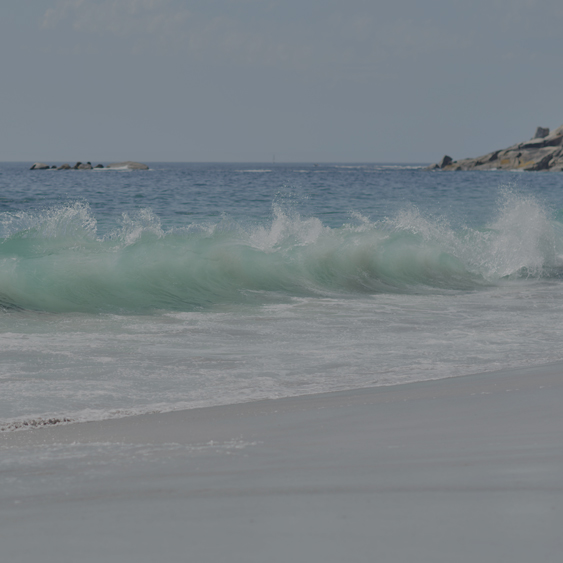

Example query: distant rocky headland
[428,124,563,171]
[30,161,149,170]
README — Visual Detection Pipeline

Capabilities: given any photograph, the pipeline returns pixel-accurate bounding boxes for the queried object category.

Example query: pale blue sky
[1,0,562,162]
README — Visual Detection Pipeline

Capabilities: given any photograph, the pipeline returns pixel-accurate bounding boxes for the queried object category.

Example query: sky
[1,0,562,163]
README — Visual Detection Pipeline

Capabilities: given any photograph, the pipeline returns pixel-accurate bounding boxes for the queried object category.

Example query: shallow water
[2,162,563,427]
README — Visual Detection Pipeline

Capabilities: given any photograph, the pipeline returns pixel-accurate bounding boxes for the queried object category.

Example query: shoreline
[2,358,562,442]
[2,361,562,562]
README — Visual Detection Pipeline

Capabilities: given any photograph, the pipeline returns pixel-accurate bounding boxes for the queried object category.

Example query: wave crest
[1,193,562,313]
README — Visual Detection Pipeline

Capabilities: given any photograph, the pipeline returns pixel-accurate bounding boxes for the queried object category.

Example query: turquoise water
[2,163,563,428]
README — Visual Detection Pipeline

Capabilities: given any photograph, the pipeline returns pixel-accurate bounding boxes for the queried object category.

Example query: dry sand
[1,362,562,562]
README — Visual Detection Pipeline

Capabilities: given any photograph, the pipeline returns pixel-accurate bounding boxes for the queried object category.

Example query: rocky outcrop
[106,161,149,170]
[73,162,93,170]
[428,124,563,171]
[30,161,144,170]
[534,127,550,139]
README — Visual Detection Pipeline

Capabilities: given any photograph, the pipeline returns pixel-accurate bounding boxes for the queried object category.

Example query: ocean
[2,161,563,430]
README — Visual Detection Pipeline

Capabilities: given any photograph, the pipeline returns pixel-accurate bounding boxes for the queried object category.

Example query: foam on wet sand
[1,362,562,562]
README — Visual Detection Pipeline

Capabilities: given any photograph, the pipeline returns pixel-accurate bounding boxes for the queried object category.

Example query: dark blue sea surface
[3,162,563,232]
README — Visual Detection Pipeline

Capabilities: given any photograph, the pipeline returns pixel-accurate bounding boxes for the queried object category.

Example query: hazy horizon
[2,159,431,164]
[2,1,562,163]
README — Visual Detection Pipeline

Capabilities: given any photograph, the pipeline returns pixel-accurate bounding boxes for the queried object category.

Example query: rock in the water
[57,164,71,170]
[534,127,550,139]
[72,162,93,170]
[428,124,563,172]
[439,155,453,168]
[106,161,149,170]
[30,163,50,170]
[94,164,104,168]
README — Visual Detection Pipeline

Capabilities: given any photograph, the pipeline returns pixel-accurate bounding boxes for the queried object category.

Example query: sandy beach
[1,362,562,562]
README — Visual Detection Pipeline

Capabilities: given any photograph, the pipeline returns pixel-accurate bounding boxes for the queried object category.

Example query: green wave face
[1,193,562,314]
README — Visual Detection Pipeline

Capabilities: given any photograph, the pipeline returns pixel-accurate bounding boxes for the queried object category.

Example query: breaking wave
[1,191,562,313]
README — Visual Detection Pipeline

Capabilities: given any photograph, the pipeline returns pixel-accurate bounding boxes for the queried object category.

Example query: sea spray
[479,189,563,278]
[1,193,563,313]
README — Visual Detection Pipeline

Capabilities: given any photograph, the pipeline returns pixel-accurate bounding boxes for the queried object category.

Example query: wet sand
[1,362,563,562]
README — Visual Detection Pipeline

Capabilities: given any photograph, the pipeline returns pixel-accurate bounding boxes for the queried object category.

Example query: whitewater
[2,162,563,429]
